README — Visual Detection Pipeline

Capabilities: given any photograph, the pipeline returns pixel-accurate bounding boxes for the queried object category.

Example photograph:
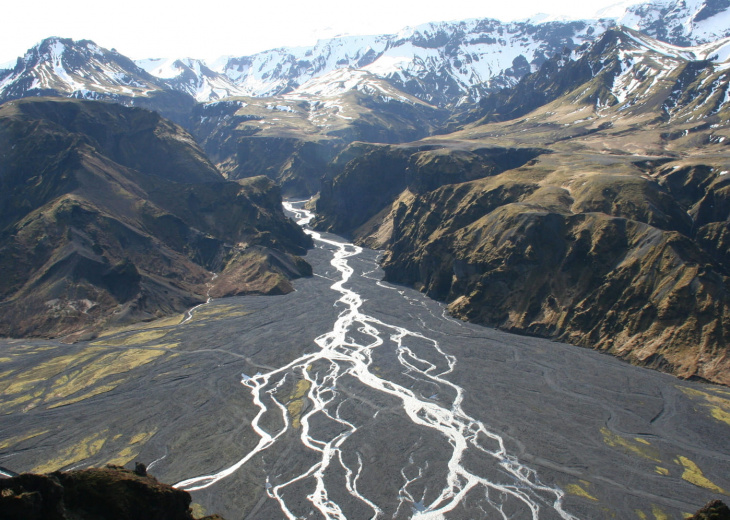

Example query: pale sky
[0,0,641,66]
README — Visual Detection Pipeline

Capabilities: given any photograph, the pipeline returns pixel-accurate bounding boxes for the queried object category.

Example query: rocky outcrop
[0,98,311,339]
[0,466,225,520]
[689,500,730,520]
[377,154,730,385]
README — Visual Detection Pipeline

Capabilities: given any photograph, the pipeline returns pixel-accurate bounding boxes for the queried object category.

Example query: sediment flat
[0,218,728,519]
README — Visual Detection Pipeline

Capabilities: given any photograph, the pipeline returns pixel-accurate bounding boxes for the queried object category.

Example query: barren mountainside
[0,98,311,339]
[0,0,729,382]
[2,7,730,518]
[313,27,730,385]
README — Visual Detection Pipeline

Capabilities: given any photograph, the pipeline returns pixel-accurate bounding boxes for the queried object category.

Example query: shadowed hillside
[0,98,311,339]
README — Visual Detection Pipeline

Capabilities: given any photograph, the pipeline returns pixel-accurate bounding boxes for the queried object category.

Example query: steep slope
[0,38,195,124]
[0,98,311,339]
[136,57,249,102]
[313,28,730,385]
[611,0,730,45]
[470,27,730,124]
[134,0,729,107]
[188,69,447,197]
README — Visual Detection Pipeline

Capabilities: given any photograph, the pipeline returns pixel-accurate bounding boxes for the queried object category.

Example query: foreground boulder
[0,466,224,520]
[689,500,730,520]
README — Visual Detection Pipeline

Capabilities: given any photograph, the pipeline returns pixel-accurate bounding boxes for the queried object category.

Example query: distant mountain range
[2,0,729,109]
[312,25,730,385]
[1,0,729,383]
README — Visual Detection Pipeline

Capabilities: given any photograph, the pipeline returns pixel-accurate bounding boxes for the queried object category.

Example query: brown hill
[0,98,311,339]
[312,29,730,385]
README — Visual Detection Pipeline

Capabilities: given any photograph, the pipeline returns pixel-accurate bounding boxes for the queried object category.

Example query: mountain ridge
[0,97,312,339]
[3,0,729,110]
[311,25,730,385]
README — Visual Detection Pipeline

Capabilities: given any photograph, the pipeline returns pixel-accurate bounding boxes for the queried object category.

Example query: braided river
[1,201,728,519]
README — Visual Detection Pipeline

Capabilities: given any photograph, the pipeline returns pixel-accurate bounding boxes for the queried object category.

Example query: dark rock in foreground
[0,466,225,520]
[689,500,730,520]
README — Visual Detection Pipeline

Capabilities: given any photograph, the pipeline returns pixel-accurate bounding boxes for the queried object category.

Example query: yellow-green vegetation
[0,429,49,450]
[679,386,730,426]
[1,348,103,395]
[32,430,108,473]
[0,392,36,414]
[655,466,670,476]
[106,428,158,467]
[0,342,177,414]
[636,505,673,520]
[186,303,251,323]
[600,427,661,462]
[565,480,599,501]
[190,503,207,518]
[92,329,169,347]
[48,379,127,409]
[288,378,311,429]
[48,347,172,399]
[651,504,669,520]
[96,314,184,339]
[675,456,726,494]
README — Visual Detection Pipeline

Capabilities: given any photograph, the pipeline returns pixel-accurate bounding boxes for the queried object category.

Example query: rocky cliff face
[381,166,729,384]
[312,27,730,385]
[0,98,311,339]
[188,71,446,197]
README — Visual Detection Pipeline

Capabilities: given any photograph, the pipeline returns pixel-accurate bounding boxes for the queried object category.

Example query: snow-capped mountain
[474,26,730,125]
[200,19,613,107]
[138,0,729,107]
[0,37,166,101]
[0,37,197,124]
[607,0,730,45]
[136,57,249,101]
[1,0,729,110]
[594,30,730,122]
[285,68,434,107]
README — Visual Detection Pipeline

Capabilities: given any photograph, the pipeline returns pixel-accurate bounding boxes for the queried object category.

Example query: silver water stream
[175,201,577,520]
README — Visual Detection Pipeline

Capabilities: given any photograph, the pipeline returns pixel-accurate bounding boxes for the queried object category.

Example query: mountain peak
[2,0,730,108]
[0,37,175,105]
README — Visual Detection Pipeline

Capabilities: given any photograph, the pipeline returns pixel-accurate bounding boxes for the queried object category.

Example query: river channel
[0,201,728,519]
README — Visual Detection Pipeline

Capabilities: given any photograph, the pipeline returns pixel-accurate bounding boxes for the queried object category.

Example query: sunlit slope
[313,28,730,384]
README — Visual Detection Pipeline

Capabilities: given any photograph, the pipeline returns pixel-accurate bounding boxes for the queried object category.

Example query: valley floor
[0,211,728,519]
